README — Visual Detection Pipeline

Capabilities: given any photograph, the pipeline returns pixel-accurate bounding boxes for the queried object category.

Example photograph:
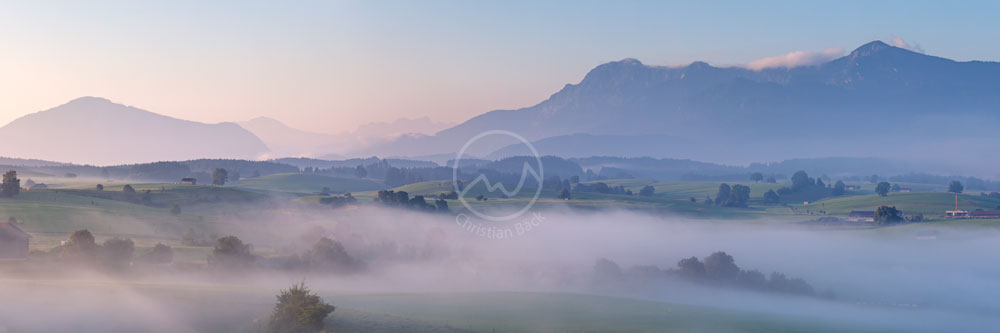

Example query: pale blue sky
[1,0,997,133]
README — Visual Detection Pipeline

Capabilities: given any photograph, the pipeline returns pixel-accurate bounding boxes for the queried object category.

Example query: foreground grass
[0,278,851,332]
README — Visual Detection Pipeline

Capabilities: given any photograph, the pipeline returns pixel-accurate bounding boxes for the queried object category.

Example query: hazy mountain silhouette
[237,117,348,158]
[0,97,268,165]
[360,40,1000,166]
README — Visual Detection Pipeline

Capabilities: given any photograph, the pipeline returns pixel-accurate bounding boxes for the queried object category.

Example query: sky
[1,0,998,134]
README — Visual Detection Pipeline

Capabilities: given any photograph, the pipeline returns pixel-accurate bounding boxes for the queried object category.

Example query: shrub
[209,235,255,269]
[62,229,99,262]
[100,237,135,268]
[141,243,174,264]
[267,282,335,333]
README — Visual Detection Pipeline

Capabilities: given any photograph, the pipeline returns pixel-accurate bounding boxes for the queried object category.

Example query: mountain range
[359,40,1000,169]
[0,97,268,165]
[3,40,999,171]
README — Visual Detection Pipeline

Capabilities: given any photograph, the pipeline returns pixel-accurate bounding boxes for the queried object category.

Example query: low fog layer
[2,206,1000,331]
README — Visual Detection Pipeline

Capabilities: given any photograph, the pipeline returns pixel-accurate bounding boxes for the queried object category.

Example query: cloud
[890,36,924,53]
[746,47,844,71]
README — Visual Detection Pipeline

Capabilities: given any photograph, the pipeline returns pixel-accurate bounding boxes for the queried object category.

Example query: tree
[868,174,879,184]
[267,282,335,333]
[816,178,825,187]
[1,170,20,197]
[62,229,98,262]
[765,176,777,184]
[100,237,135,268]
[948,180,964,194]
[790,171,813,191]
[704,251,740,282]
[750,172,764,183]
[434,198,449,212]
[24,179,36,188]
[592,258,623,284]
[122,184,136,195]
[832,180,846,196]
[557,188,571,200]
[677,256,706,280]
[638,185,655,197]
[96,184,104,191]
[210,235,254,269]
[141,243,174,264]
[714,183,732,206]
[212,168,229,186]
[728,184,751,207]
[763,189,780,204]
[875,182,891,197]
[170,204,182,216]
[874,205,903,225]
[354,165,367,178]
[306,237,363,272]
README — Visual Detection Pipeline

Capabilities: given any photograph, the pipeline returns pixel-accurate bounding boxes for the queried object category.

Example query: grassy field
[0,278,856,332]
[798,192,1000,216]
[7,174,1000,257]
[234,173,386,195]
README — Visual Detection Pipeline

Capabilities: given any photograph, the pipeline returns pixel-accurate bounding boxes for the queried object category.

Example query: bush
[62,229,98,262]
[100,237,135,268]
[638,185,655,196]
[267,282,335,333]
[209,235,255,269]
[141,243,174,264]
[305,238,364,273]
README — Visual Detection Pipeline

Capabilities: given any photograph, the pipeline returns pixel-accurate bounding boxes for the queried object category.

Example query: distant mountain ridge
[360,41,1000,168]
[0,97,269,165]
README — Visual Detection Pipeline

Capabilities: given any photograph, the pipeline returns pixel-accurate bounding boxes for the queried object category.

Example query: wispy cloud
[745,47,844,71]
[890,36,924,53]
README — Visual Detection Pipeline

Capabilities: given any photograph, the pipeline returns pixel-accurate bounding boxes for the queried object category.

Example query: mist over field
[3,204,1000,331]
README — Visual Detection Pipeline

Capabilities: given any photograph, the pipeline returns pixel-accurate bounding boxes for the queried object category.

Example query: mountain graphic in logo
[453,130,544,221]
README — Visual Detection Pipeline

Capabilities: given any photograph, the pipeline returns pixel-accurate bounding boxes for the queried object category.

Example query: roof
[180,177,196,181]
[971,210,1000,217]
[849,210,875,217]
[0,222,30,241]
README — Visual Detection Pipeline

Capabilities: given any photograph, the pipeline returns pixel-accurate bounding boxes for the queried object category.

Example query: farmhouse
[944,194,969,218]
[946,210,970,218]
[970,210,1000,219]
[180,177,197,185]
[0,221,30,260]
[848,210,875,222]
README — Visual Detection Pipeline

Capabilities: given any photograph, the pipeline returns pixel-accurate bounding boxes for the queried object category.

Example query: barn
[0,221,30,260]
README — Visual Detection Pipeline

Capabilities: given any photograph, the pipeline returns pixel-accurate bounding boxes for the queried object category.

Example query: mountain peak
[848,40,908,58]
[66,96,112,105]
[617,58,643,66]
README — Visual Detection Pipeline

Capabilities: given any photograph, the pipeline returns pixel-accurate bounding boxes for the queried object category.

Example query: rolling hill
[234,173,386,195]
[0,97,269,165]
[362,41,1000,170]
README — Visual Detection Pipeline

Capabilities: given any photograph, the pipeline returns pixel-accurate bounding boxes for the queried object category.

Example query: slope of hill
[363,41,1000,169]
[0,97,269,165]
[234,173,386,194]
